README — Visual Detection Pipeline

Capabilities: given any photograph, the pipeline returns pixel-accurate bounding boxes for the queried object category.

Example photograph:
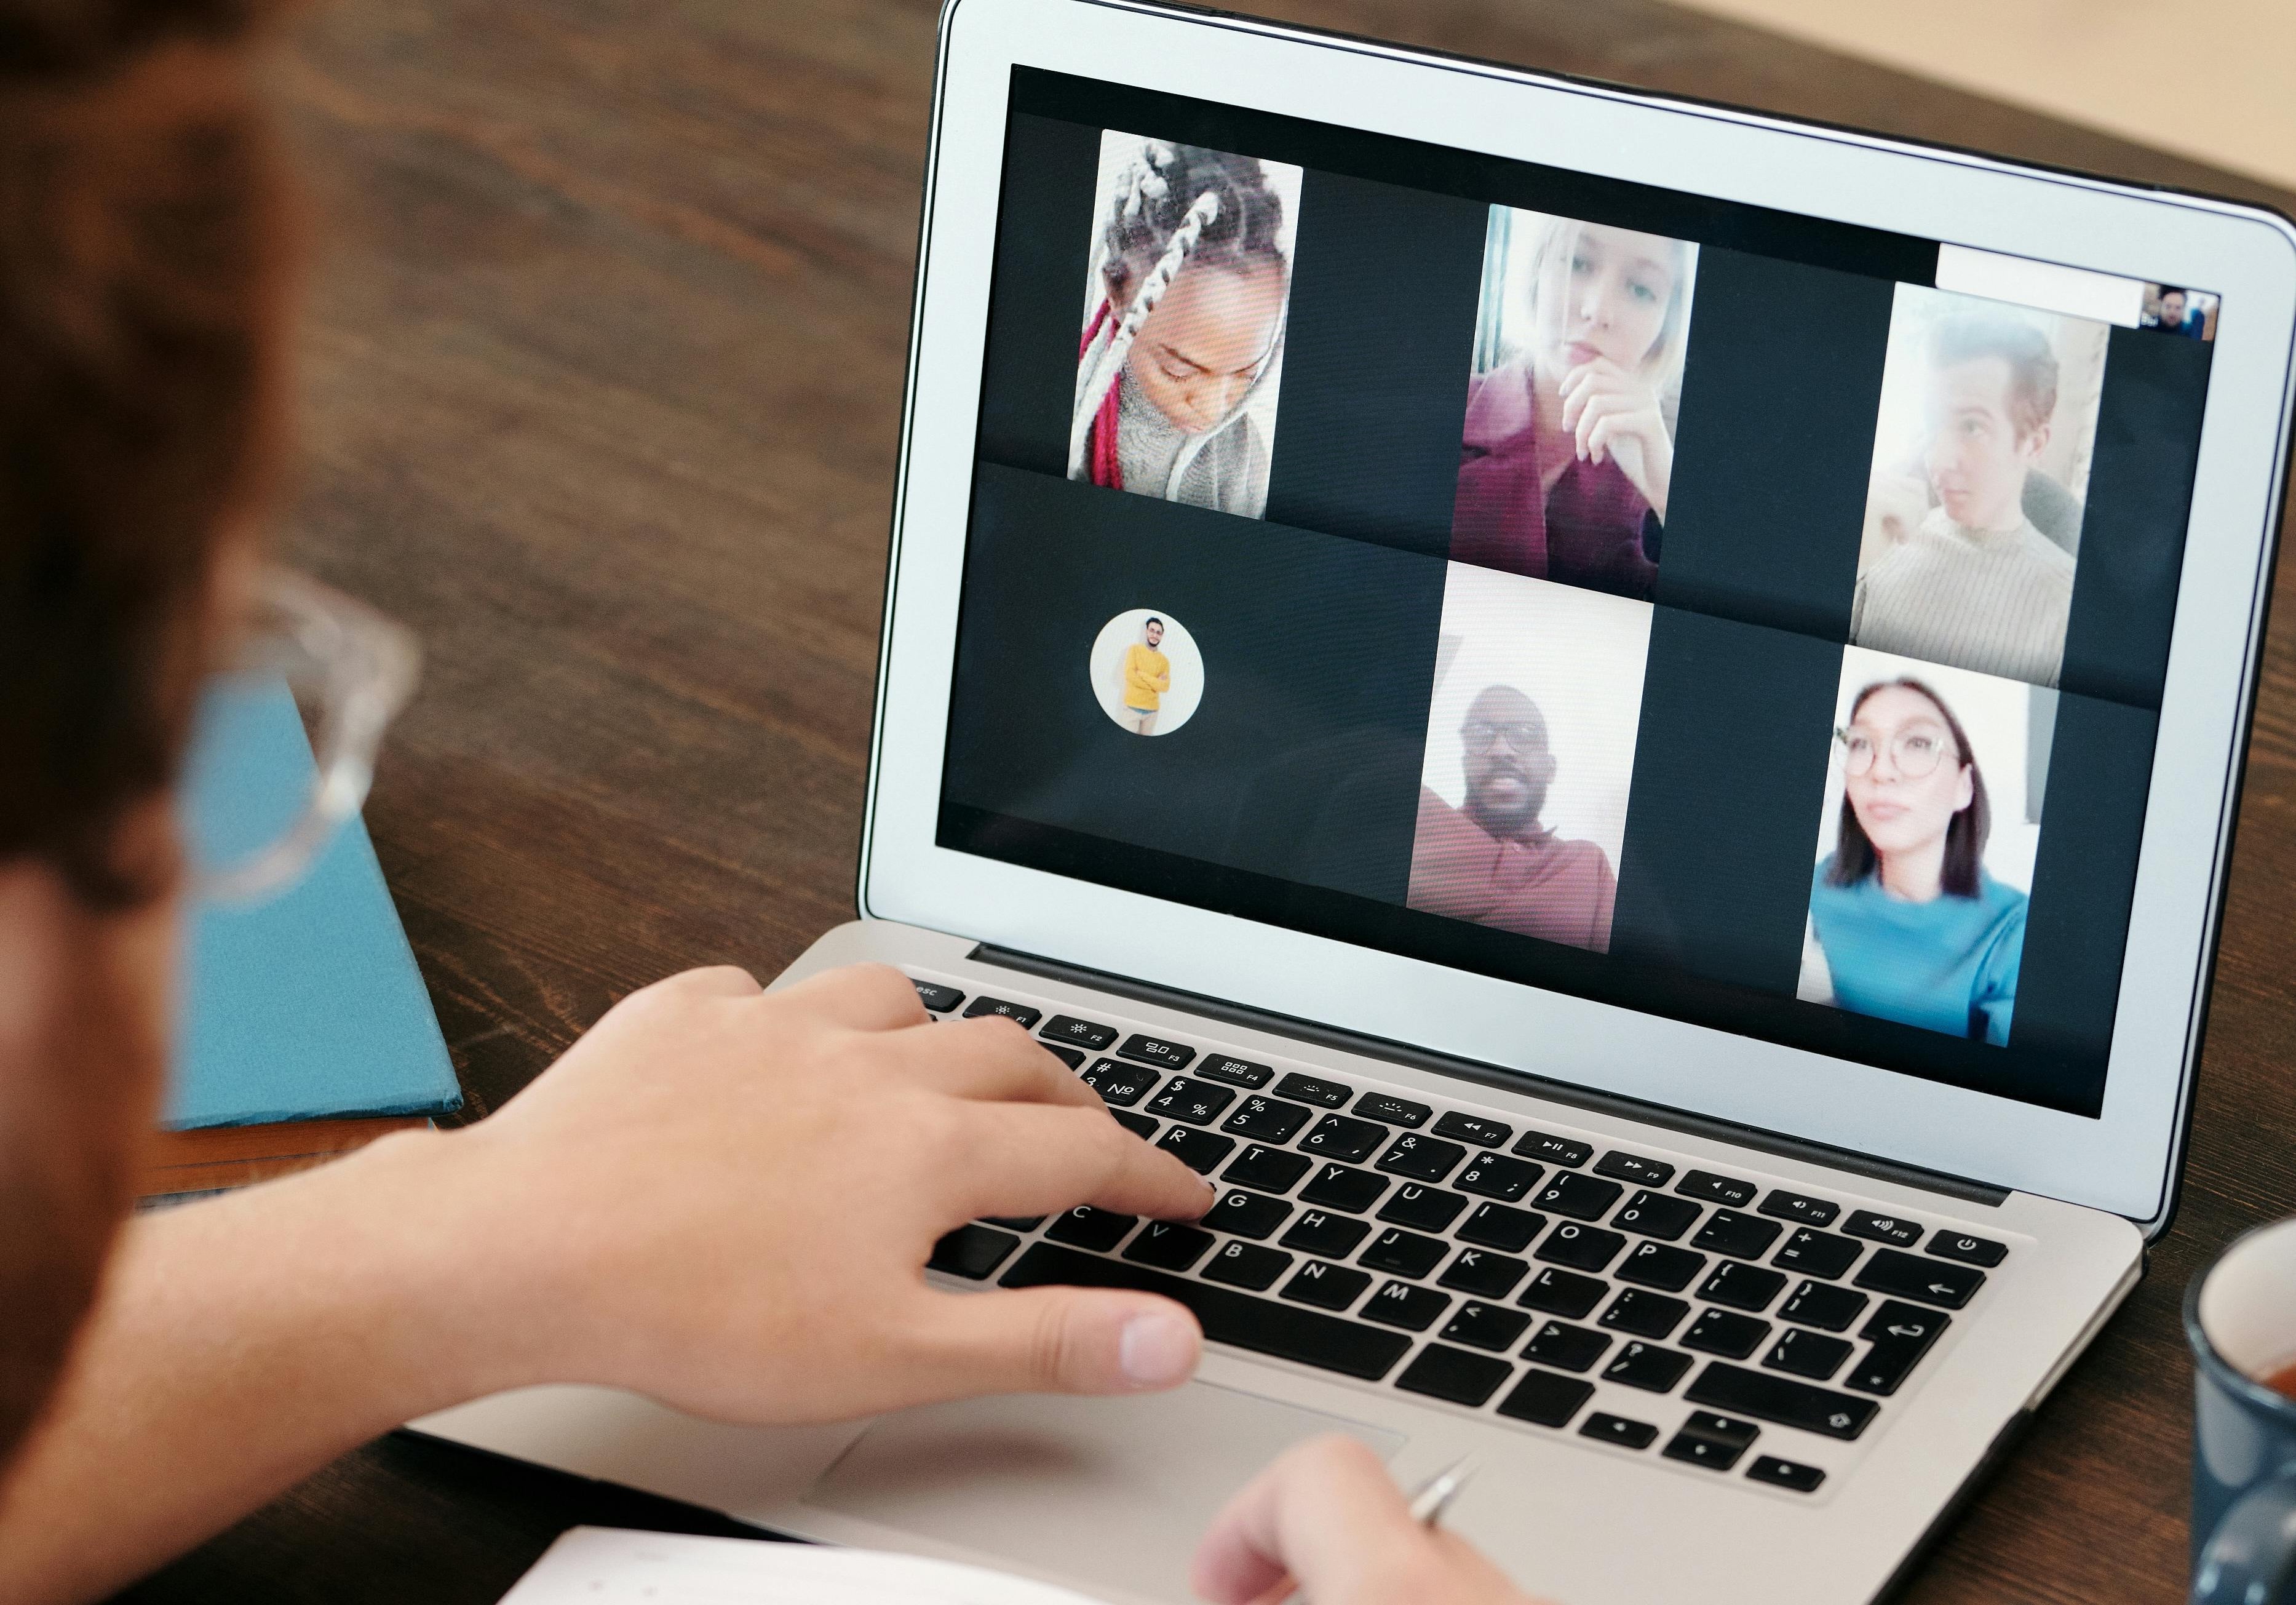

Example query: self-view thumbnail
[1070,133,1303,519]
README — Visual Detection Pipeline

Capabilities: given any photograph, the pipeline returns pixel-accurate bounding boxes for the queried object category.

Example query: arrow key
[1853,1246,1983,1309]
[1845,1300,1950,1395]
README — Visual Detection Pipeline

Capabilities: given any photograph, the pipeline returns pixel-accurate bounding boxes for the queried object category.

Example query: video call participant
[1407,686,1618,953]
[2153,285,2201,338]
[1851,314,2076,688]
[1122,616,1172,733]
[1806,680,2025,1045]
[1450,217,1693,602]
[1070,141,1289,517]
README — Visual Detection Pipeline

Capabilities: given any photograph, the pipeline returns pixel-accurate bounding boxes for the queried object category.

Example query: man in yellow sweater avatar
[1122,616,1172,735]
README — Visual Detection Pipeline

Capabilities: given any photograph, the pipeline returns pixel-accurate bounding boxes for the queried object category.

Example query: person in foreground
[1803,680,2025,1044]
[0,6,1544,1601]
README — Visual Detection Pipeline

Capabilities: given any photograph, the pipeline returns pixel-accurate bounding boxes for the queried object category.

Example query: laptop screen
[937,67,2219,1121]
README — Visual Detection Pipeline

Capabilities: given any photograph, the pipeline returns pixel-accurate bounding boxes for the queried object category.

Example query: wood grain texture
[114,1,2296,1601]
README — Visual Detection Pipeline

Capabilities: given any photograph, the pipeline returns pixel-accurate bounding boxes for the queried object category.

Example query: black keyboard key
[1299,1163,1389,1214]
[1613,1190,1701,1241]
[1202,1241,1292,1292]
[1440,1248,1529,1300]
[1154,1126,1236,1175]
[983,1216,1046,1231]
[1617,1241,1705,1292]
[1593,1151,1675,1187]
[1691,1210,1782,1260]
[1535,1172,1624,1221]
[1498,1368,1594,1428]
[1442,1301,1533,1353]
[1599,1288,1690,1340]
[1361,1229,1448,1280]
[1274,1073,1352,1108]
[1843,1209,1924,1247]
[1041,1014,1116,1051]
[1685,1363,1879,1440]
[1376,1184,1466,1233]
[1046,1206,1134,1252]
[1663,1411,1761,1475]
[929,1224,1019,1280]
[1699,1261,1788,1312]
[1780,1281,1869,1332]
[1772,1228,1862,1280]
[1682,1308,1770,1359]
[1300,1115,1389,1165]
[1081,1058,1158,1107]
[964,997,1042,1029]
[1118,1034,1196,1070]
[1355,1093,1431,1128]
[1580,1413,1658,1449]
[1434,1112,1514,1149]
[1209,1189,1292,1241]
[1854,1248,1984,1310]
[1514,1131,1594,1168]
[1376,1134,1468,1184]
[1677,1169,1756,1208]
[1458,1203,1547,1254]
[1763,1328,1851,1381]
[1223,1145,1312,1195]
[1221,1094,1313,1144]
[1003,1244,1407,1380]
[1111,1110,1158,1140]
[1522,1320,1611,1372]
[1602,1340,1691,1395]
[1146,1078,1237,1126]
[1926,1229,2009,1267]
[1281,1260,1372,1312]
[1758,1190,1840,1228]
[1535,1222,1625,1273]
[1124,1221,1214,1272]
[1517,1267,1607,1320]
[1455,1152,1541,1203]
[1362,1280,1451,1332]
[1747,1456,1827,1492]
[911,980,964,1013]
[1279,1211,1371,1259]
[1846,1302,1950,1396]
[1194,1054,1273,1090]
[1041,1044,1085,1070]
[1396,1344,1511,1406]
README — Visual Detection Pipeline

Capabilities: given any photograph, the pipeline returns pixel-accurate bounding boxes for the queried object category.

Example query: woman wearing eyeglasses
[1804,679,2025,1045]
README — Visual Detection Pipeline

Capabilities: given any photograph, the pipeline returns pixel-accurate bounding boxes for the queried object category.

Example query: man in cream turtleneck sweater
[1851,314,2077,690]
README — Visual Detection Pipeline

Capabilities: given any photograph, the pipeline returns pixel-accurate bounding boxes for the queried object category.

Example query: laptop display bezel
[859,0,2296,1224]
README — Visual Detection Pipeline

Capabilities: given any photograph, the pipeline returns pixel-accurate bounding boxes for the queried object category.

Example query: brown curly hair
[0,1,295,907]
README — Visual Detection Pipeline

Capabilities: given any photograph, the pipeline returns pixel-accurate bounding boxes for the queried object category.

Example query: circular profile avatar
[1089,609,1204,736]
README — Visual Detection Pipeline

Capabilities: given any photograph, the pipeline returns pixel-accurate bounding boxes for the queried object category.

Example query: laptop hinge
[972,942,2011,1209]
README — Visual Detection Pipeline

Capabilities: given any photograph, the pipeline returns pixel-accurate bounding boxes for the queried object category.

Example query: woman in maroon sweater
[1452,216,1696,602]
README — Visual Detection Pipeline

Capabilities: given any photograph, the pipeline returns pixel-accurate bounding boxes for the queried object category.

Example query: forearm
[0,1130,518,1603]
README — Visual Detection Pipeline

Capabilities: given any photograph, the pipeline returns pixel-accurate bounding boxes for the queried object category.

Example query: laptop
[416,2,2296,1599]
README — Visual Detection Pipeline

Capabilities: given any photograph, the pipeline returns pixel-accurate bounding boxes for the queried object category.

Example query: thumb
[910,1287,1203,1399]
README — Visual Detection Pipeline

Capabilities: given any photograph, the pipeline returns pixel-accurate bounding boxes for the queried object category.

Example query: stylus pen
[1271,1455,1477,1605]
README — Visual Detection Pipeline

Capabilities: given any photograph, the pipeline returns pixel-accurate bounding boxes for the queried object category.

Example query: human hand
[1193,1436,1552,1605]
[418,962,1214,1424]
[1559,357,1672,520]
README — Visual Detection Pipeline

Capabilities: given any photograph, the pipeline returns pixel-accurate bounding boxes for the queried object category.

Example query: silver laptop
[418,2,2296,1599]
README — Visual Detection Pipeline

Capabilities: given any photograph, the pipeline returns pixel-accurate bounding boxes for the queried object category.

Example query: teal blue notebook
[168,680,463,1130]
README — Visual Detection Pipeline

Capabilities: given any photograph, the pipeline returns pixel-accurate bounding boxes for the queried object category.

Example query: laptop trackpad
[808,1380,1404,1596]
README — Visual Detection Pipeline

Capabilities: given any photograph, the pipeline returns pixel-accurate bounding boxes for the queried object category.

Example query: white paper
[499,1526,1112,1605]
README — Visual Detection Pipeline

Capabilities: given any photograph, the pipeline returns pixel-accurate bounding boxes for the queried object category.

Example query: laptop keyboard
[916,978,2008,1497]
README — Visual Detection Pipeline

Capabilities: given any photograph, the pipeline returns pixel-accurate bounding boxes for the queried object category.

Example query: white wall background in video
[1420,564,1653,874]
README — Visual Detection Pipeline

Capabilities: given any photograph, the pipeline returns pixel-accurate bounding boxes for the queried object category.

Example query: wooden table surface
[117,2,2296,1601]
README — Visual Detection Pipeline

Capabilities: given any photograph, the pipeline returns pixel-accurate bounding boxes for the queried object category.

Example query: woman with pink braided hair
[1072,138,1293,517]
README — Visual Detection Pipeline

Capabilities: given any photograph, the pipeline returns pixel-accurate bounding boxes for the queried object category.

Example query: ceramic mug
[2188,1216,2296,1603]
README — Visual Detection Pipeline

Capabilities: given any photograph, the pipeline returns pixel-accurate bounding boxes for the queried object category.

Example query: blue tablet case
[168,679,463,1129]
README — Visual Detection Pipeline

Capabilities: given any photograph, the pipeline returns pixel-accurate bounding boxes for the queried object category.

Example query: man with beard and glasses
[1405,686,1618,952]
[0,6,1555,1603]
